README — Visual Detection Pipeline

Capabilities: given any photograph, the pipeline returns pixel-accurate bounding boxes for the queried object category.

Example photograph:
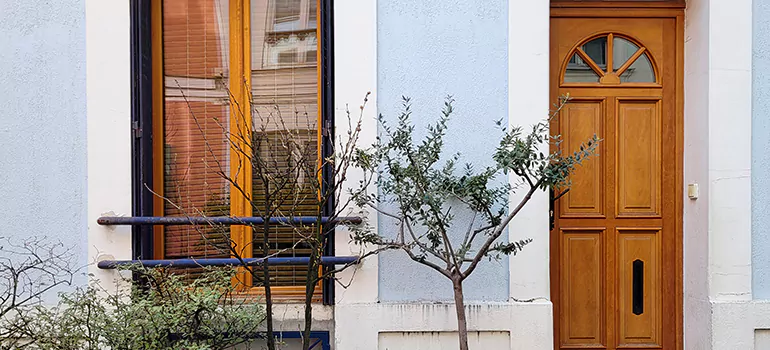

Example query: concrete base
[711,300,770,350]
[334,301,553,350]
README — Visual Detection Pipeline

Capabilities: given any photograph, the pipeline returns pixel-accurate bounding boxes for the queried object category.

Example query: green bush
[7,266,265,350]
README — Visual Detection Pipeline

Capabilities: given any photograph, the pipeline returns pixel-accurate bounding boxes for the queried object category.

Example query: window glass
[582,36,607,69]
[263,0,317,67]
[162,0,231,263]
[308,0,317,29]
[612,37,640,71]
[620,52,655,83]
[565,53,601,83]
[251,0,320,287]
[273,0,302,31]
[562,34,657,84]
[157,0,323,292]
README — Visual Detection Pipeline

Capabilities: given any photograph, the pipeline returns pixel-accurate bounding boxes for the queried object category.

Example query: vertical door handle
[632,259,644,315]
[549,188,569,231]
[549,188,555,230]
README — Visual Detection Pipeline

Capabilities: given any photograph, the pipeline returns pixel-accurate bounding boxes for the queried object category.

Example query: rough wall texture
[377,0,509,301]
[753,0,770,299]
[683,0,713,347]
[0,1,88,292]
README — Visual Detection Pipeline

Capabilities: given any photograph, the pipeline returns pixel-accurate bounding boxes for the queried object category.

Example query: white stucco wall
[85,0,133,290]
[685,0,764,348]
[683,0,712,347]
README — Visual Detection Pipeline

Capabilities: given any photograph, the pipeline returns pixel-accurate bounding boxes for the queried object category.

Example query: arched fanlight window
[563,33,657,84]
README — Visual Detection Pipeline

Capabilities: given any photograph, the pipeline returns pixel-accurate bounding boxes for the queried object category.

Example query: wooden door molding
[549,7,684,350]
[550,1,685,10]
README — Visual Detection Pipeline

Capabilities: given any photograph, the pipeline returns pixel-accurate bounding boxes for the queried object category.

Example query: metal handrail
[97,216,363,226]
[97,256,359,269]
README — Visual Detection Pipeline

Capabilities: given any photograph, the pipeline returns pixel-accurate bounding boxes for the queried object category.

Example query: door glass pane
[582,36,607,69]
[565,53,601,83]
[619,52,655,83]
[162,0,232,263]
[613,37,641,71]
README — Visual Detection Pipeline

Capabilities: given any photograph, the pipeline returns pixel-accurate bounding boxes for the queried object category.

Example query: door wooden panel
[560,100,605,218]
[617,229,661,347]
[560,229,605,346]
[617,99,661,217]
[550,8,682,350]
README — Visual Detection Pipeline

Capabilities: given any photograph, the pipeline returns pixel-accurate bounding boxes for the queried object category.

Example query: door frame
[548,4,684,350]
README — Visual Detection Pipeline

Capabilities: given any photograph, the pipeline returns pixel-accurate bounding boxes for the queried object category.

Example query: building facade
[1,0,769,349]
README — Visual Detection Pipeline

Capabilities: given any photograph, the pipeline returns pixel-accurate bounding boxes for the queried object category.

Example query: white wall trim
[706,0,753,302]
[507,0,551,304]
[684,0,754,347]
[683,0,712,347]
[85,0,132,290]
[335,302,553,350]
[332,0,378,305]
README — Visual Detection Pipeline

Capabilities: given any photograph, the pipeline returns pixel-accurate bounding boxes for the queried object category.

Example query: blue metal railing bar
[278,331,330,350]
[97,256,359,269]
[97,216,363,226]
[166,331,329,349]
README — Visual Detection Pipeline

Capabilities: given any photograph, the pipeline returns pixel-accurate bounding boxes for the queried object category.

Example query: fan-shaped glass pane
[619,52,655,83]
[565,53,600,83]
[582,36,607,68]
[613,37,641,71]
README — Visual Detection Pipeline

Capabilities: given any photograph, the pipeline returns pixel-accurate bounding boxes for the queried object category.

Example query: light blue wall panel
[753,0,770,299]
[377,0,509,301]
[0,1,88,294]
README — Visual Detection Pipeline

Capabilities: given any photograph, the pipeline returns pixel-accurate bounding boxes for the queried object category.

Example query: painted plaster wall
[0,1,88,292]
[683,0,712,347]
[753,0,770,300]
[376,0,509,302]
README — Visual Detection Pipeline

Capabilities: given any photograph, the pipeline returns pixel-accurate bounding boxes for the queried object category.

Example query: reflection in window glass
[251,0,320,287]
[613,37,640,71]
[263,0,317,67]
[162,0,232,264]
[619,52,655,83]
[563,34,656,84]
[565,53,600,83]
[582,36,607,69]
[308,0,317,29]
[273,0,301,31]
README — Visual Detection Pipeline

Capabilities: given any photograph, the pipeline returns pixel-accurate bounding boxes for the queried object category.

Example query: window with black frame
[130,0,333,302]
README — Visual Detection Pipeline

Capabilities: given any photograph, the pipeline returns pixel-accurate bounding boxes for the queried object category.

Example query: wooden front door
[550,8,683,350]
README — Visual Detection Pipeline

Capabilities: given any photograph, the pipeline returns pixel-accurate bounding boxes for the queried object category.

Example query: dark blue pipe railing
[97,216,362,226]
[98,256,359,269]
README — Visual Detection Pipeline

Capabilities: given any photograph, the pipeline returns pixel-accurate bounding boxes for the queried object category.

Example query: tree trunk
[262,189,276,350]
[301,240,320,350]
[452,277,469,350]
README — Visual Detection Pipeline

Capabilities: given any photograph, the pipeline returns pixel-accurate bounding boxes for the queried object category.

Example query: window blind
[157,0,323,294]
[250,0,321,293]
[162,0,231,261]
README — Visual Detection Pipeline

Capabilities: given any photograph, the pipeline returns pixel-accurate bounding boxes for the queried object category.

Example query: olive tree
[350,96,598,350]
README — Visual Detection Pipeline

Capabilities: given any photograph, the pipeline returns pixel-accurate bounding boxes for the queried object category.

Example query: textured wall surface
[0,1,88,292]
[753,0,770,299]
[377,0,509,301]
[683,0,713,346]
[378,331,510,350]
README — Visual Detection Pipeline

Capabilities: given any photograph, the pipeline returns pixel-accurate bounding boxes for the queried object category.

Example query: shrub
[6,266,265,350]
